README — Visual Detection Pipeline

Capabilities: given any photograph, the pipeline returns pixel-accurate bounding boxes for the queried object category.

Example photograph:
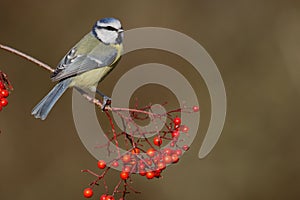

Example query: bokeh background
[1,0,300,199]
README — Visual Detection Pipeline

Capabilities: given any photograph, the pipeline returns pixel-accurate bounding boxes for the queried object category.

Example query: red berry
[139,170,146,176]
[111,160,119,167]
[97,160,106,169]
[171,154,179,163]
[122,165,131,172]
[153,136,162,146]
[0,82,4,89]
[130,159,137,166]
[193,106,199,112]
[175,149,182,156]
[182,145,190,151]
[139,162,146,170]
[0,98,8,107]
[154,169,161,178]
[157,162,166,170]
[147,148,156,157]
[180,125,189,133]
[122,154,131,163]
[0,105,2,111]
[152,155,160,164]
[170,142,175,147]
[83,188,93,198]
[163,155,172,164]
[172,130,180,138]
[145,158,153,166]
[173,117,181,126]
[120,171,129,180]
[0,89,9,98]
[163,148,172,155]
[100,194,107,200]
[131,148,140,154]
[105,195,115,200]
[146,171,155,179]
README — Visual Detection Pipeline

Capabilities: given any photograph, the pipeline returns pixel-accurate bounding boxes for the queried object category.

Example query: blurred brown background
[1,0,300,199]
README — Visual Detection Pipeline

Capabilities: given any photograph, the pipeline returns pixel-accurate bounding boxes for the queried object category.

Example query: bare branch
[0,43,54,73]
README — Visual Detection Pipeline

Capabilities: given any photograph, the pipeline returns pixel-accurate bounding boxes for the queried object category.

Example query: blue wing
[51,33,118,82]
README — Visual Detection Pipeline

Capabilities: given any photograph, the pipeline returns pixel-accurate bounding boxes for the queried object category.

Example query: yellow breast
[69,66,112,91]
[69,43,123,92]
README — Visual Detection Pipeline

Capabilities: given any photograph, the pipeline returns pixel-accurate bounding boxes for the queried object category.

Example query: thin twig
[0,43,54,73]
[105,111,121,158]
[112,107,162,117]
[112,180,123,195]
[81,167,111,188]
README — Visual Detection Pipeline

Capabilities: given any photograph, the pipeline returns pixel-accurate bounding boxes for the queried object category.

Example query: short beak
[118,29,124,33]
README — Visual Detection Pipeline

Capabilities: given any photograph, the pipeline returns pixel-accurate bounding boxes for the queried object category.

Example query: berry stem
[112,180,123,195]
[81,167,111,188]
[105,111,121,158]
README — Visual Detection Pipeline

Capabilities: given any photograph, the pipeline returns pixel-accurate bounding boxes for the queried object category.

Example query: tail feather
[31,79,71,120]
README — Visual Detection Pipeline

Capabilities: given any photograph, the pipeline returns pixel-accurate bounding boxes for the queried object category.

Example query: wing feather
[51,33,118,82]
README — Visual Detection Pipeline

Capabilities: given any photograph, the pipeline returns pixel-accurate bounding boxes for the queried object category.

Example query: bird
[32,17,124,120]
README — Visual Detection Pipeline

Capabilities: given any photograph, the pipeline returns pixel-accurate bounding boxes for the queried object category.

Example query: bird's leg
[75,87,111,111]
[96,90,112,111]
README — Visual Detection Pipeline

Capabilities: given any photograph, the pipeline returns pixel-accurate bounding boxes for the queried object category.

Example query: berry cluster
[0,82,9,111]
[0,71,12,111]
[82,104,199,200]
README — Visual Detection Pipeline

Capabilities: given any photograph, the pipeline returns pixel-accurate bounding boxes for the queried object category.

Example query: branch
[77,88,162,118]
[0,43,161,118]
[0,43,54,73]
[81,167,111,188]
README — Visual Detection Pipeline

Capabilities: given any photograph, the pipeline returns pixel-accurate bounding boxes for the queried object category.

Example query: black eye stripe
[97,26,118,31]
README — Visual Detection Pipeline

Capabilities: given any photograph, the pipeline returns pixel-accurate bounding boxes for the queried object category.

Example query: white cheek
[95,29,118,44]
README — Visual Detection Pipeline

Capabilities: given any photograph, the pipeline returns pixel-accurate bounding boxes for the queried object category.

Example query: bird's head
[92,17,124,45]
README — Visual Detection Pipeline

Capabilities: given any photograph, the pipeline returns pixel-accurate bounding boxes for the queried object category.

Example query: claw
[101,96,112,111]
[96,90,112,111]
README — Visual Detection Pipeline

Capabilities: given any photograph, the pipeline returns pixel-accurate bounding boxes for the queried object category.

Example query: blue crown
[99,17,118,24]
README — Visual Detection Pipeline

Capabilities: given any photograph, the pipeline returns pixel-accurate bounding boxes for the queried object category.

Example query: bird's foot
[96,90,112,111]
[101,96,112,111]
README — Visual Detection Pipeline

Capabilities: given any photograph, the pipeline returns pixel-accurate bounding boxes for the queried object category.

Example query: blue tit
[32,17,124,120]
